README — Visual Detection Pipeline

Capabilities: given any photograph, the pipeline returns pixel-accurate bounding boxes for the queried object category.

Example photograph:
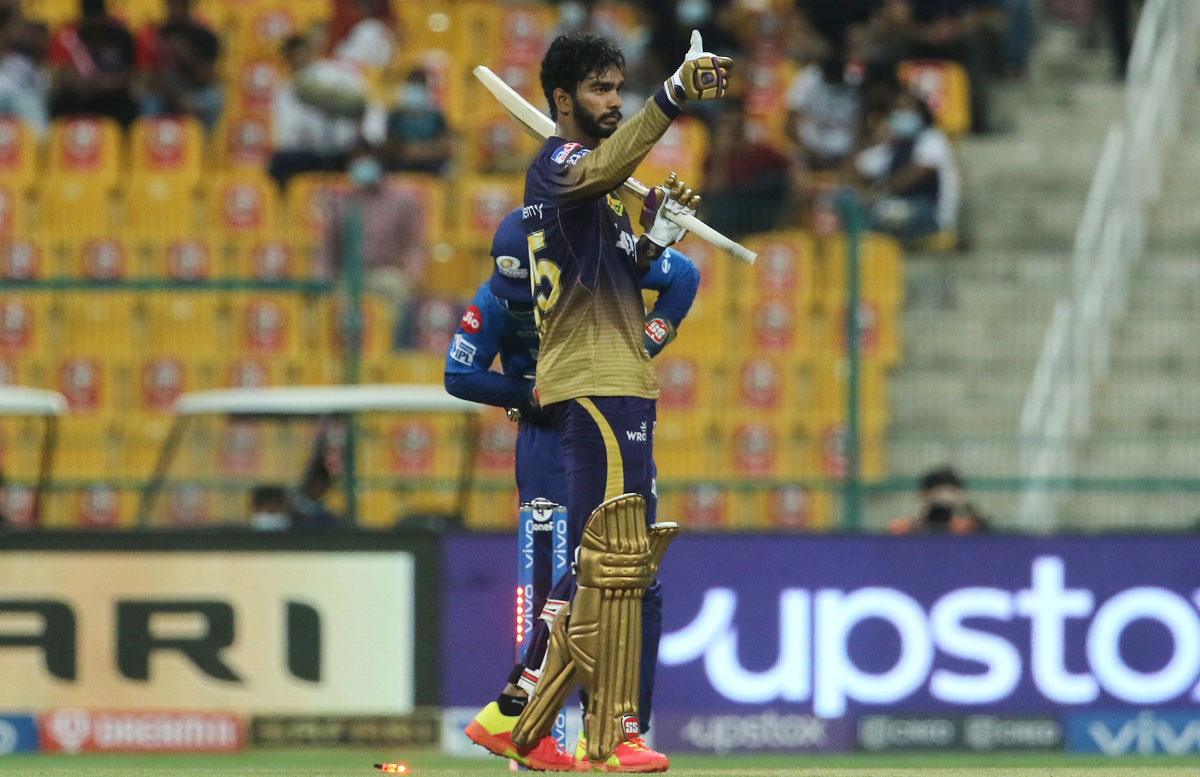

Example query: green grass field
[2,748,1200,776]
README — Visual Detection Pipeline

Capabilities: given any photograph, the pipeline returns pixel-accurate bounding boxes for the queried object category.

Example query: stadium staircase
[872,24,1125,528]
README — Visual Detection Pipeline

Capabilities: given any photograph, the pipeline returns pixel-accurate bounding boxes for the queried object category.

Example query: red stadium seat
[214,113,273,170]
[48,117,122,187]
[129,116,204,185]
[0,237,46,281]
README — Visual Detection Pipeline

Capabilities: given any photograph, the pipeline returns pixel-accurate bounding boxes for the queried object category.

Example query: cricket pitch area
[2,749,1200,776]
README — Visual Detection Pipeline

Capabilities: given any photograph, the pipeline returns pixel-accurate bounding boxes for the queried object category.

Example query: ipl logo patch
[606,193,625,217]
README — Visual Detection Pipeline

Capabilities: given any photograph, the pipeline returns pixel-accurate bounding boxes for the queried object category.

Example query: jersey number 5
[528,230,561,332]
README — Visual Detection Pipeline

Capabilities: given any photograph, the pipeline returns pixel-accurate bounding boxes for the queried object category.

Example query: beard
[572,96,621,139]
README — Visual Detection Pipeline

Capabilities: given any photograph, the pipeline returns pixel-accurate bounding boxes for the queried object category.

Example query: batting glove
[663,30,733,106]
[641,173,701,248]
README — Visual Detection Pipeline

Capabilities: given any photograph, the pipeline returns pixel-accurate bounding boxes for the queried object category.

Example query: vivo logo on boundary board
[660,556,1200,717]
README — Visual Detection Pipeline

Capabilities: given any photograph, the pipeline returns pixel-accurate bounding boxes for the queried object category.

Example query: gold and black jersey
[523,96,675,405]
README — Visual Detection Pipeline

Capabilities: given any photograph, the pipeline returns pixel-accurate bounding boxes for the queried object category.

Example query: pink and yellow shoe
[464,702,575,772]
[572,729,669,773]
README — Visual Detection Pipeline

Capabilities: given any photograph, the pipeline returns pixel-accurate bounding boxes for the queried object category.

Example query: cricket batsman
[447,208,699,770]
[463,29,733,773]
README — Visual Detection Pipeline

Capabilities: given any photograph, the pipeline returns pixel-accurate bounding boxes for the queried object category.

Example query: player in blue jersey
[449,208,698,771]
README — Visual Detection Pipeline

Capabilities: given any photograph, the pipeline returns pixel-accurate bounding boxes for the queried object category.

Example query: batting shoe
[572,730,669,773]
[464,702,575,772]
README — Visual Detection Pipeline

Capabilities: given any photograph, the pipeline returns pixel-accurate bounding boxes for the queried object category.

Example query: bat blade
[472,65,756,265]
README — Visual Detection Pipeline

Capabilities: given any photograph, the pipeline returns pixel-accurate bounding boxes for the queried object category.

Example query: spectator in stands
[785,50,862,172]
[47,0,139,127]
[0,16,50,138]
[980,0,1033,79]
[850,89,959,241]
[702,100,793,237]
[889,466,989,533]
[329,0,397,70]
[288,450,341,529]
[249,484,291,531]
[382,68,451,174]
[319,141,429,338]
[138,0,222,130]
[268,35,360,187]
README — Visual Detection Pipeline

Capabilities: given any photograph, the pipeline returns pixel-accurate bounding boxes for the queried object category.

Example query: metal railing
[1017,0,1200,530]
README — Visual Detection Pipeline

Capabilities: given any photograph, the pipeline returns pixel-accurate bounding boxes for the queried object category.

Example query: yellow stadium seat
[37,179,113,241]
[757,485,835,530]
[142,293,224,357]
[816,300,902,367]
[207,172,280,240]
[452,175,523,251]
[112,0,168,28]
[219,355,285,389]
[53,355,115,416]
[464,114,540,175]
[802,357,889,435]
[899,59,971,137]
[123,176,199,241]
[227,4,308,61]
[726,355,802,421]
[658,483,731,530]
[466,2,557,70]
[359,415,463,480]
[0,182,27,236]
[130,116,204,185]
[818,232,904,310]
[0,292,50,357]
[208,418,279,479]
[465,485,520,530]
[157,483,218,527]
[654,355,716,422]
[357,488,403,529]
[804,426,886,480]
[0,118,36,190]
[228,236,301,280]
[314,294,394,359]
[741,55,799,148]
[54,416,114,478]
[374,352,445,384]
[736,294,813,361]
[422,244,490,297]
[717,417,809,482]
[142,236,219,281]
[48,117,122,187]
[134,354,193,414]
[24,0,77,26]
[65,237,133,281]
[387,173,446,246]
[111,415,173,479]
[58,292,137,356]
[0,237,48,280]
[634,117,709,192]
[672,231,730,302]
[739,230,817,310]
[231,57,286,116]
[285,173,351,246]
[214,113,273,170]
[472,407,518,480]
[655,436,719,482]
[229,293,303,358]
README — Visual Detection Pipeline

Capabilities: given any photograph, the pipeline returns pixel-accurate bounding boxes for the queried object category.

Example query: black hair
[899,89,936,128]
[539,33,625,120]
[281,35,308,60]
[918,466,964,492]
[251,485,286,511]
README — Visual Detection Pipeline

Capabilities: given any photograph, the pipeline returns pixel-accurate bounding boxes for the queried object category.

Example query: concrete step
[962,197,1085,250]
[886,435,1023,477]
[1112,315,1200,351]
[1058,493,1200,532]
[1075,436,1200,477]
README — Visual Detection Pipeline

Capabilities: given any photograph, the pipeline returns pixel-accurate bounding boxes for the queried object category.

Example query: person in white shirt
[853,89,959,240]
[785,52,861,171]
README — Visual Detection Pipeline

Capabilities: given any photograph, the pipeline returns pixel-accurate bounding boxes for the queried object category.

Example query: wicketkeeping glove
[663,30,733,106]
[640,173,701,248]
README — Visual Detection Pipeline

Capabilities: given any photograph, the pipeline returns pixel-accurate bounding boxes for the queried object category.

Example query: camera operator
[889,466,989,534]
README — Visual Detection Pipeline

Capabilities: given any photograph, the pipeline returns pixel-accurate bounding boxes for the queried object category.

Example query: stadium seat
[214,113,273,171]
[54,416,114,478]
[0,292,49,356]
[803,357,889,435]
[465,485,520,530]
[314,294,393,359]
[467,2,557,69]
[0,416,45,479]
[0,182,27,237]
[0,118,36,190]
[473,407,518,479]
[654,355,715,419]
[816,300,902,367]
[378,353,445,384]
[452,175,523,251]
[212,419,270,478]
[360,415,462,479]
[899,60,971,137]
[633,117,709,192]
[54,355,115,416]
[386,174,446,246]
[805,425,886,480]
[48,117,122,187]
[229,236,300,280]
[285,173,351,246]
[741,54,799,148]
[727,355,800,420]
[36,179,113,241]
[356,488,402,529]
[464,114,540,175]
[227,4,307,62]
[737,295,812,361]
[231,57,286,115]
[123,176,198,240]
[654,436,718,482]
[136,355,192,413]
[59,292,137,356]
[142,293,224,357]
[143,236,218,281]
[221,355,283,389]
[0,237,46,280]
[66,237,133,281]
[129,116,204,185]
[818,233,905,311]
[23,0,76,27]
[759,485,835,530]
[230,293,303,357]
[716,418,808,481]
[739,230,817,310]
[206,172,280,240]
[659,483,730,530]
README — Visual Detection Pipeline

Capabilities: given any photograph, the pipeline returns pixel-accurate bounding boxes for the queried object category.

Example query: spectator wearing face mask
[0,16,50,138]
[382,68,451,174]
[318,141,430,340]
[851,89,958,241]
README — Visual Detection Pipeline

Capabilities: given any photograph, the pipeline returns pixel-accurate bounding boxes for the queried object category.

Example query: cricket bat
[473,65,757,266]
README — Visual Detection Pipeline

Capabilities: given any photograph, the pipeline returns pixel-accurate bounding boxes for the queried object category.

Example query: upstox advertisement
[443,533,1200,753]
[0,551,414,714]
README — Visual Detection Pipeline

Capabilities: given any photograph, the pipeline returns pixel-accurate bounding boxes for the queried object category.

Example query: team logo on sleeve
[460,304,482,334]
[449,334,477,366]
[552,142,581,164]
